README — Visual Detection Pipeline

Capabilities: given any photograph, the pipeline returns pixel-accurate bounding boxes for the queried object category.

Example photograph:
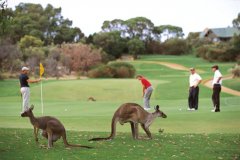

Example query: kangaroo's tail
[66,144,93,149]
[89,116,118,141]
[62,132,93,148]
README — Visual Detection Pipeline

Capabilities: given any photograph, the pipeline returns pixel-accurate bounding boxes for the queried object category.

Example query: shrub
[230,64,240,78]
[195,43,239,62]
[195,45,209,59]
[88,62,136,78]
[162,38,189,55]
[88,65,115,78]
[108,62,136,78]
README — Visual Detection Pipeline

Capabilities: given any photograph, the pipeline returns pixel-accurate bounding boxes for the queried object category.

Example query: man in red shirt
[136,75,153,110]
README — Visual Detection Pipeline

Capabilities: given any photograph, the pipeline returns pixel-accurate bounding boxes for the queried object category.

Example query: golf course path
[141,61,189,71]
[140,60,240,96]
[141,60,205,73]
[202,76,240,96]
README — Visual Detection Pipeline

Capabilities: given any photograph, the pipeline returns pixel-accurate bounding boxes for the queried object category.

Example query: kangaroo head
[21,105,34,117]
[154,105,167,118]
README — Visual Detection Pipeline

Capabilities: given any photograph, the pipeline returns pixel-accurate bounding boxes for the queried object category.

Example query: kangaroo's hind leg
[47,130,53,148]
[34,127,39,142]
[130,122,139,139]
[130,122,136,139]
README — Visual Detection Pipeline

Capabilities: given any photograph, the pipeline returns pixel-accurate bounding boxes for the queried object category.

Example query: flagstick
[40,79,44,115]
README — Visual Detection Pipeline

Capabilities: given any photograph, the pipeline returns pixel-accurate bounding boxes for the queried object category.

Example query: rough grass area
[0,55,239,160]
[223,78,240,91]
[0,128,239,160]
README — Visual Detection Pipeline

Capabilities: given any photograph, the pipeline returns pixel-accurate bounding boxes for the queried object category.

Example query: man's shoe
[187,108,191,111]
[211,109,220,112]
[191,108,196,111]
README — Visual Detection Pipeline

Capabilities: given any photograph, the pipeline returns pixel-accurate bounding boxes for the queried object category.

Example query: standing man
[19,67,41,113]
[188,68,202,111]
[211,65,222,112]
[136,75,153,110]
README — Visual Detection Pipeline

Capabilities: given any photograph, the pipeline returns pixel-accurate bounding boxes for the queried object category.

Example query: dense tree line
[0,1,239,79]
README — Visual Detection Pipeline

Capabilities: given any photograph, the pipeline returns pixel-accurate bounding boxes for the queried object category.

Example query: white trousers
[20,87,30,112]
[143,86,153,108]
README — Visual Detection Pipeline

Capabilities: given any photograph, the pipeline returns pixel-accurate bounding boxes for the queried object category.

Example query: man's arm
[142,86,145,97]
[195,79,202,86]
[27,79,41,83]
[217,77,222,83]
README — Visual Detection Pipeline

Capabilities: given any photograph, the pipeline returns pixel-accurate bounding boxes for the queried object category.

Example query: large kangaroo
[21,105,92,149]
[89,103,167,141]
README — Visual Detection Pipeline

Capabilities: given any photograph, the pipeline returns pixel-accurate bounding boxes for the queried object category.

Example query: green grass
[0,55,239,159]
[223,78,240,91]
[0,128,239,160]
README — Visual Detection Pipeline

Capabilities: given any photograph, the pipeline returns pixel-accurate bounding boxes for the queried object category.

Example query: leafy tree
[60,43,102,73]
[233,12,240,30]
[44,47,62,78]
[156,25,184,40]
[102,19,125,33]
[124,17,154,40]
[93,31,126,58]
[145,40,163,54]
[127,38,145,57]
[24,47,45,66]
[0,0,12,38]
[101,17,158,41]
[19,35,44,50]
[0,39,22,73]
[6,3,84,45]
[162,38,189,55]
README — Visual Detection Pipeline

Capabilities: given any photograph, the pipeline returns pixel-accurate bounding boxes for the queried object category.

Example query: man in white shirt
[211,65,222,112]
[188,68,202,111]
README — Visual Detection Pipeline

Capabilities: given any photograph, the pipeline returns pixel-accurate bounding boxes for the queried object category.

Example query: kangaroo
[89,103,167,141]
[21,105,92,149]
[87,97,96,101]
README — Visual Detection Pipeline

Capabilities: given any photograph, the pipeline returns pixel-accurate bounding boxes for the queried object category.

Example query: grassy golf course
[0,55,239,160]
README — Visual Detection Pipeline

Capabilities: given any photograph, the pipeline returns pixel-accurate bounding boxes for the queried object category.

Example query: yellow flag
[39,63,44,78]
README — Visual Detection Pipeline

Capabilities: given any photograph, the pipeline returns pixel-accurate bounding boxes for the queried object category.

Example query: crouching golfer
[19,67,41,114]
[136,75,153,110]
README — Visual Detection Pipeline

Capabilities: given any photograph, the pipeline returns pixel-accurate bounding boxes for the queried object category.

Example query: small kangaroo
[21,105,92,149]
[87,97,96,101]
[89,103,167,141]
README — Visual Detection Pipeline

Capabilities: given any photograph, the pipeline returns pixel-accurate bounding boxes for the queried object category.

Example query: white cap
[22,67,29,71]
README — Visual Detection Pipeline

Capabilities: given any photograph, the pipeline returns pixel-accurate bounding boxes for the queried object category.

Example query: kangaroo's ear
[156,105,159,110]
[30,105,34,110]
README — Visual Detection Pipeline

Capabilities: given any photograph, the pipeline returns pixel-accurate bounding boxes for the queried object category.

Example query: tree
[233,12,240,30]
[60,43,103,73]
[102,19,125,33]
[155,25,184,40]
[93,31,126,58]
[6,3,84,45]
[124,17,154,40]
[101,17,156,41]
[127,38,145,57]
[0,39,22,73]
[0,0,13,38]
[162,38,189,55]
[19,35,44,50]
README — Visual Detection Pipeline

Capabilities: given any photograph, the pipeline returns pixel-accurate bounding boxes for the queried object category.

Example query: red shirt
[141,78,151,89]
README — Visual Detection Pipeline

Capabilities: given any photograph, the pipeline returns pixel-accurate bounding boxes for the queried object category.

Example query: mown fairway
[0,55,239,160]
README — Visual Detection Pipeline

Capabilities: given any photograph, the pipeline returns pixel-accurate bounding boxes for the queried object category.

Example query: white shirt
[212,70,222,85]
[189,73,202,87]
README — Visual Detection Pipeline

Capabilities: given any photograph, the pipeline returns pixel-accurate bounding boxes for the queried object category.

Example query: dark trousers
[188,86,199,110]
[212,84,221,111]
